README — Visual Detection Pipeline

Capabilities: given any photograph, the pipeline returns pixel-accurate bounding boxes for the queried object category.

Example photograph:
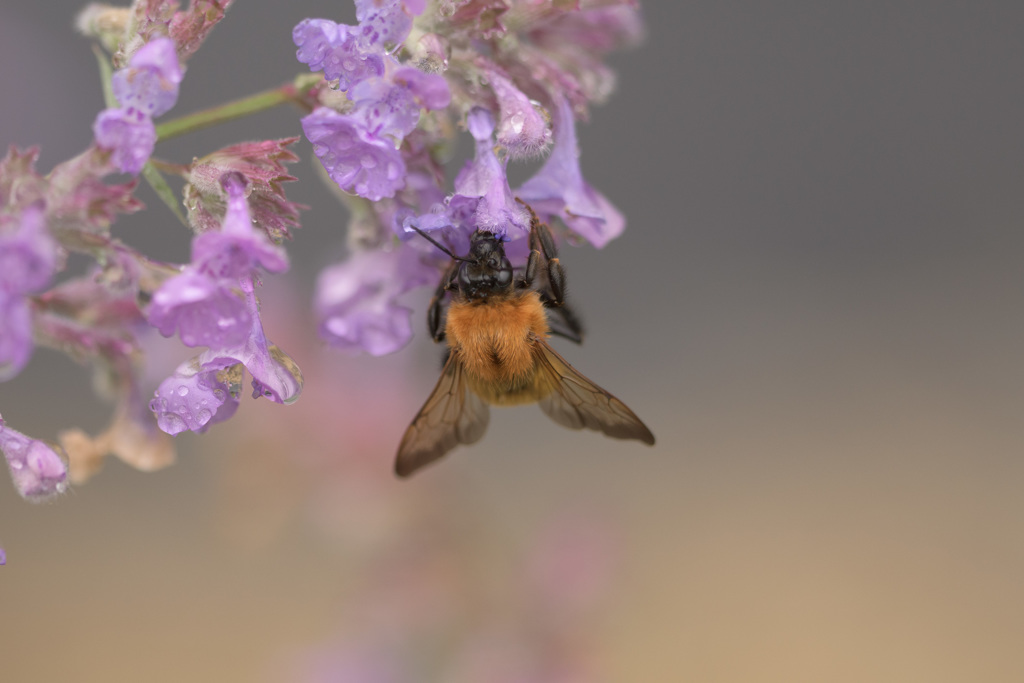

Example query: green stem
[155,74,321,141]
[91,44,117,109]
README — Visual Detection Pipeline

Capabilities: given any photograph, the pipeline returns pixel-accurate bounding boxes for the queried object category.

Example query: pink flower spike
[0,416,69,502]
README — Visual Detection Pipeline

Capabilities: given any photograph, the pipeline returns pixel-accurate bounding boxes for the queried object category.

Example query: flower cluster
[93,37,182,175]
[295,0,643,355]
[1,0,304,502]
[1,0,640,502]
[148,172,302,435]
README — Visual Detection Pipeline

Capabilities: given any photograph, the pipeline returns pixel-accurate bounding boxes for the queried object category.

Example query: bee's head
[458,230,513,299]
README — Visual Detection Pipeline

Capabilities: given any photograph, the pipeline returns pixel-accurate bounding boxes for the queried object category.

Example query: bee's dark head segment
[458,230,513,299]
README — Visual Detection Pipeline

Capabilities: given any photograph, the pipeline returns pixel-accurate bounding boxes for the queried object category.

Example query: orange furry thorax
[445,290,550,404]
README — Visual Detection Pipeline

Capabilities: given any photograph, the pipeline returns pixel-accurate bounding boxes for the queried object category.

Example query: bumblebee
[395,202,654,477]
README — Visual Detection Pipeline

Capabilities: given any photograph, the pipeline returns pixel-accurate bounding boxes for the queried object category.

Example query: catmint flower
[0,415,69,501]
[447,108,529,239]
[111,37,183,117]
[147,269,252,348]
[303,107,407,201]
[480,64,551,159]
[150,354,242,435]
[184,138,304,242]
[93,37,182,175]
[0,291,32,381]
[192,173,290,278]
[150,289,303,434]
[516,94,624,248]
[92,107,157,176]
[316,244,436,356]
[350,68,450,140]
[293,19,385,90]
[0,547,5,565]
[0,203,57,293]
[0,203,58,380]
[303,65,450,201]
[148,174,288,348]
[355,0,421,49]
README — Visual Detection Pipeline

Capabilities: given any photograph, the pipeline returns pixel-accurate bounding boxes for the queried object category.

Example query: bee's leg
[517,248,540,289]
[427,261,457,342]
[540,293,585,344]
[518,199,568,305]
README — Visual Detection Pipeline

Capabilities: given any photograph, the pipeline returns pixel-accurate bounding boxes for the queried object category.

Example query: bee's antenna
[407,224,474,263]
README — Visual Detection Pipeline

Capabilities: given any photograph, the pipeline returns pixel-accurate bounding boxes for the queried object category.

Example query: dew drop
[197,409,213,424]
[164,414,186,433]
[361,155,378,169]
[509,112,525,134]
[176,386,189,397]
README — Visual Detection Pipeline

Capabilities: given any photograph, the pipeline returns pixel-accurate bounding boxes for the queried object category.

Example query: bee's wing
[532,336,655,445]
[395,352,490,477]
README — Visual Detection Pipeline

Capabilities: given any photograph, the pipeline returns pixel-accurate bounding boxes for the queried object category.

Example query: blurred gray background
[3,2,1024,681]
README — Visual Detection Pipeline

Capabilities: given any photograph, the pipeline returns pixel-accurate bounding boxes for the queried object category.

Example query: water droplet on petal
[176,386,189,397]
[510,112,525,134]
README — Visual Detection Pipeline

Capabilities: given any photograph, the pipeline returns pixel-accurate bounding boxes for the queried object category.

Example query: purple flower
[94,37,182,174]
[303,108,407,201]
[316,245,436,356]
[183,138,305,242]
[111,37,183,117]
[349,68,451,140]
[147,270,252,348]
[92,107,157,175]
[0,547,5,565]
[293,19,385,91]
[516,94,624,248]
[0,415,69,501]
[0,204,57,380]
[354,0,417,50]
[149,174,289,348]
[191,173,289,279]
[150,354,241,435]
[0,290,32,381]
[0,203,58,294]
[392,66,451,109]
[449,108,529,239]
[150,290,303,434]
[482,65,551,158]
